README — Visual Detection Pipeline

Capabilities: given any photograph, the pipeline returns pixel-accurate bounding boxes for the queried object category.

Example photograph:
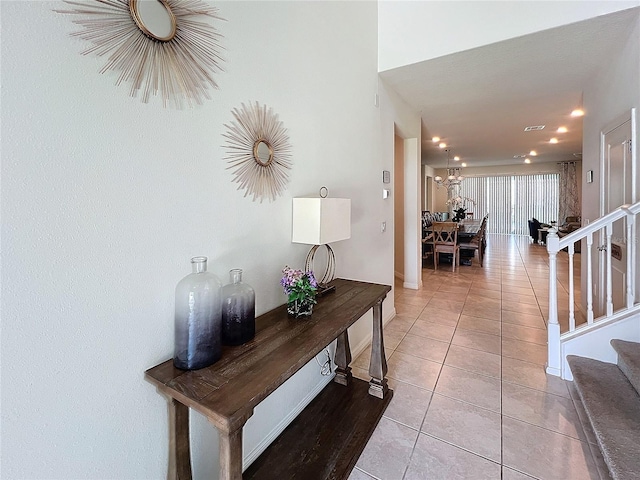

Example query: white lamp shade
[292,197,351,245]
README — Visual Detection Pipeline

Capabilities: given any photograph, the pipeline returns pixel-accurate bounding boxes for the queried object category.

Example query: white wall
[0,2,387,478]
[378,0,640,71]
[581,9,640,307]
[379,81,420,292]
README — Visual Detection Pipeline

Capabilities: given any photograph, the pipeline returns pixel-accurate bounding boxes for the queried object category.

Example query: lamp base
[305,244,337,294]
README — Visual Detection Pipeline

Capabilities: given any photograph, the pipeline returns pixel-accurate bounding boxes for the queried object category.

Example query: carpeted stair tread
[568,355,640,480]
[611,339,640,395]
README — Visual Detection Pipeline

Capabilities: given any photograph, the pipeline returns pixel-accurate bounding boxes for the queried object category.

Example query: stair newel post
[546,228,562,376]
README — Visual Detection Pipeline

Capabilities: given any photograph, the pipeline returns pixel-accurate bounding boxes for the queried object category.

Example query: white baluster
[546,228,561,376]
[626,215,634,308]
[587,232,594,324]
[568,243,575,331]
[606,223,613,317]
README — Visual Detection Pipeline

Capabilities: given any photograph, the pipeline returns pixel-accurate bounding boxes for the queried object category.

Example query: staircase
[545,201,640,379]
[568,339,640,480]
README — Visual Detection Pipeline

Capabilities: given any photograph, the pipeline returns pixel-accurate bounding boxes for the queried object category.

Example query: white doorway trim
[403,137,421,290]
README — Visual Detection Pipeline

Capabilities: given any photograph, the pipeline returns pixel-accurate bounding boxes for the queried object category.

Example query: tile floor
[349,234,609,480]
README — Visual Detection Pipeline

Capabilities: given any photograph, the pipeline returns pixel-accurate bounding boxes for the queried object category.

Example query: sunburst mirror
[55,0,224,108]
[222,102,292,203]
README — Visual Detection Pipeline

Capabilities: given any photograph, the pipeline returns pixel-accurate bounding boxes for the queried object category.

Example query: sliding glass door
[460,173,559,234]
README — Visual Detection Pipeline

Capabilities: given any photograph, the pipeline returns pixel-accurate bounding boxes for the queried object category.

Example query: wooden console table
[145,278,392,480]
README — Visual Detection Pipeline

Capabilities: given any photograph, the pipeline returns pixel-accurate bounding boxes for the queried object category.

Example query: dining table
[423,219,482,266]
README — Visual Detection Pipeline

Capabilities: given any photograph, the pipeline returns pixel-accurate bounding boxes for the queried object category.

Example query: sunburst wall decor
[222,102,292,203]
[55,0,225,108]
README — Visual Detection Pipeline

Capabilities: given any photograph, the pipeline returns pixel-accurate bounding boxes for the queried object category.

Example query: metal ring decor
[222,102,292,203]
[55,0,225,108]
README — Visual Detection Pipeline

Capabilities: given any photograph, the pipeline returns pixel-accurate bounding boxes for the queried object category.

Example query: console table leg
[369,298,389,399]
[219,427,243,480]
[166,397,192,480]
[334,329,352,386]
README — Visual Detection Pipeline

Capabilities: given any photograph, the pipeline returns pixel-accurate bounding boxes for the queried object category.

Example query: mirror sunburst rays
[55,0,224,108]
[222,102,292,203]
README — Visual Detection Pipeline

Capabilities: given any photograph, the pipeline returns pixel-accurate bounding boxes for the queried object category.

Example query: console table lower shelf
[244,377,393,480]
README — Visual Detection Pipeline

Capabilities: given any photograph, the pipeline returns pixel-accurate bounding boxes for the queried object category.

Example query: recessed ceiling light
[549,138,559,144]
[571,109,584,117]
[461,163,467,167]
[432,136,440,142]
[453,156,460,161]
[529,150,537,156]
[524,125,545,131]
[439,142,447,148]
[557,126,568,133]
[524,158,531,164]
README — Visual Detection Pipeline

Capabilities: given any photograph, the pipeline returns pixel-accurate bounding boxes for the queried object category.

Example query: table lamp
[292,190,351,295]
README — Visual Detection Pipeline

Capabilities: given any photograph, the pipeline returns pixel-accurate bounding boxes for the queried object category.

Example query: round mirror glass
[130,0,176,42]
[253,140,273,166]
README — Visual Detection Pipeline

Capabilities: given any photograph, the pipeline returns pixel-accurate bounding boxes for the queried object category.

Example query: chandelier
[434,149,464,190]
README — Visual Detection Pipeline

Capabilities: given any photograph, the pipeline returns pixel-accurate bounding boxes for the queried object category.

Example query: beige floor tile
[351,365,369,381]
[501,467,537,479]
[465,296,502,310]
[436,284,470,295]
[396,333,450,364]
[451,329,501,355]
[421,393,502,462]
[385,330,405,351]
[434,365,502,413]
[502,284,535,296]
[418,307,460,327]
[502,382,586,441]
[347,468,376,480]
[395,293,431,307]
[404,433,501,479]
[383,378,432,430]
[461,302,501,321]
[387,350,442,390]
[502,300,542,316]
[355,416,419,480]
[502,357,570,398]
[385,315,417,334]
[408,319,456,343]
[501,322,547,346]
[502,417,600,480]
[501,310,546,330]
[444,344,501,378]
[426,297,465,314]
[506,293,540,305]
[502,337,548,365]
[457,314,501,336]
[395,302,425,318]
[467,288,502,300]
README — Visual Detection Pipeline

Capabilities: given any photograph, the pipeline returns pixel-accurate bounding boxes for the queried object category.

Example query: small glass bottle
[221,269,256,346]
[174,256,222,370]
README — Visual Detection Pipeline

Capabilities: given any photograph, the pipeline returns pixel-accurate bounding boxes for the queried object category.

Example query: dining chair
[459,220,486,267]
[432,222,460,272]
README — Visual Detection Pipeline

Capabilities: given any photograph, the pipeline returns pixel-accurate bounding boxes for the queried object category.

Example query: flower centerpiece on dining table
[281,266,318,318]
[447,195,476,222]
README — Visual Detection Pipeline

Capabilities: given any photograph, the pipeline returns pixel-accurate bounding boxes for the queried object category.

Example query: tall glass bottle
[174,256,222,370]
[221,269,255,346]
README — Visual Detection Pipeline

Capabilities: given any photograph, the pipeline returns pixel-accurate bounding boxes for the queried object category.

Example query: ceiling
[380,7,639,168]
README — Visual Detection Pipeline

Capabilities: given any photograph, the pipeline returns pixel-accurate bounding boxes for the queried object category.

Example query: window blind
[459,173,559,234]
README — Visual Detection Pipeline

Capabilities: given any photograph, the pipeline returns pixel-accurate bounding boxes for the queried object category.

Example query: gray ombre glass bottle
[221,269,255,345]
[174,256,222,370]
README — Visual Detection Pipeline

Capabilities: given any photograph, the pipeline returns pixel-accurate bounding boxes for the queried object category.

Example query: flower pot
[287,297,314,318]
